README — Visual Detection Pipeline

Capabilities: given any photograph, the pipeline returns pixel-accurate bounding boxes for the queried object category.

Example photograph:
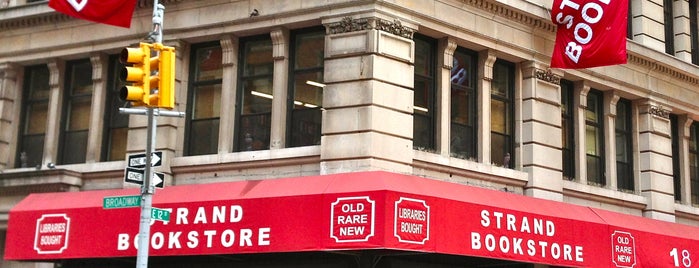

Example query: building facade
[1,0,699,267]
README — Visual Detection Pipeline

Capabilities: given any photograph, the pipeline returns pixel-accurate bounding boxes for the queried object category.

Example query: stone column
[604,91,620,189]
[218,35,239,153]
[44,60,65,166]
[85,53,108,163]
[436,38,457,156]
[319,16,416,174]
[270,28,289,150]
[477,50,496,164]
[574,81,590,184]
[638,101,675,222]
[521,62,564,201]
[0,63,19,169]
[672,0,692,61]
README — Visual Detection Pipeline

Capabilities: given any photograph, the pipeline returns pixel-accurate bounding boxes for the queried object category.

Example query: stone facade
[2,0,699,267]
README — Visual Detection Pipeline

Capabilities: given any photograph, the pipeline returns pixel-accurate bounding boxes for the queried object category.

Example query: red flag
[550,0,628,69]
[48,0,137,28]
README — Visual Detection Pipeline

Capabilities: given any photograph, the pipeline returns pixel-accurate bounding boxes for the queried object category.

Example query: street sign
[127,151,163,168]
[151,207,170,222]
[103,195,141,209]
[124,167,164,188]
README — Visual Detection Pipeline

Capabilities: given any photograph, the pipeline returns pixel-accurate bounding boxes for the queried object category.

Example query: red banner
[550,0,628,68]
[5,172,699,267]
[48,0,137,28]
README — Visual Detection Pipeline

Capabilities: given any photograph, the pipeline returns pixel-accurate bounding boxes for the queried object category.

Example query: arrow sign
[127,151,163,168]
[124,167,164,188]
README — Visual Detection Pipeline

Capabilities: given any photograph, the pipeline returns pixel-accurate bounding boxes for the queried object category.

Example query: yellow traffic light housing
[119,42,176,109]
[152,43,176,109]
[119,43,153,106]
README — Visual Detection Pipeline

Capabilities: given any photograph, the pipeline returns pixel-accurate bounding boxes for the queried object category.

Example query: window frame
[412,34,437,151]
[561,79,575,180]
[235,34,274,152]
[490,59,515,168]
[690,122,699,205]
[184,41,224,156]
[16,64,50,168]
[286,27,326,148]
[58,58,93,165]
[449,47,478,159]
[615,98,634,191]
[101,55,130,161]
[585,89,606,186]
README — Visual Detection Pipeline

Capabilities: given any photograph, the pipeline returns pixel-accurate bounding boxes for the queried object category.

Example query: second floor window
[690,122,699,205]
[288,29,325,147]
[491,60,514,168]
[450,48,477,159]
[561,80,575,179]
[59,59,93,165]
[17,65,50,168]
[616,99,633,191]
[185,43,222,156]
[671,114,682,201]
[237,36,273,151]
[586,90,605,185]
[413,34,436,150]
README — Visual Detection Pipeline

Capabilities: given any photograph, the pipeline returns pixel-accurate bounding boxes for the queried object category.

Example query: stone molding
[535,68,561,85]
[325,16,415,39]
[648,105,671,119]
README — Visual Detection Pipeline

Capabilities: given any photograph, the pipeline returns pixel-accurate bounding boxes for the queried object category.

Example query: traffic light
[119,42,153,106]
[152,43,176,109]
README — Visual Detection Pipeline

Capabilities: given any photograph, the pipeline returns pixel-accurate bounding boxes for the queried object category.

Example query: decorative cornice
[628,53,699,85]
[325,17,415,39]
[464,0,555,32]
[326,17,371,35]
[535,68,561,85]
[648,105,671,119]
[374,18,414,39]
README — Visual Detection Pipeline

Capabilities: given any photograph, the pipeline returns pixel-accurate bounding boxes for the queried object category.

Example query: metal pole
[135,2,164,268]
[136,108,156,268]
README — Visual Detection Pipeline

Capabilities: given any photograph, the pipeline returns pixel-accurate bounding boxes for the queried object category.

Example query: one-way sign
[128,151,163,168]
[124,167,164,188]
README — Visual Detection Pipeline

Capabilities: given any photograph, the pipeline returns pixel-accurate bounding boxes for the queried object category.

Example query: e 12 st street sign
[151,207,170,222]
[124,167,164,188]
[127,151,162,168]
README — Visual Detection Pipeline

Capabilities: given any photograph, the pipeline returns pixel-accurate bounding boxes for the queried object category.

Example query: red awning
[4,171,699,267]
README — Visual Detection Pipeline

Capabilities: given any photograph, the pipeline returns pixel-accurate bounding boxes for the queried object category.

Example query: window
[585,90,605,185]
[237,36,273,151]
[16,65,50,168]
[491,60,514,168]
[561,80,575,179]
[288,29,325,147]
[664,0,675,55]
[616,99,633,191]
[185,43,222,156]
[671,114,681,201]
[413,34,436,150]
[102,55,130,161]
[59,59,92,165]
[450,47,477,159]
[690,122,699,204]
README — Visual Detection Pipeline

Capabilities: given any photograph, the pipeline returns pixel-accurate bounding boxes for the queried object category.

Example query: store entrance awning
[5,171,699,267]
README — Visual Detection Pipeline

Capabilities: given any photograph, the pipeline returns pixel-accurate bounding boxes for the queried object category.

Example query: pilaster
[604,91,620,189]
[574,81,590,184]
[218,35,239,153]
[0,63,20,169]
[638,100,675,222]
[437,37,457,157]
[477,50,496,164]
[44,60,64,166]
[672,0,692,61]
[521,62,564,201]
[270,28,289,150]
[85,53,108,163]
[630,0,666,52]
[320,15,416,174]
